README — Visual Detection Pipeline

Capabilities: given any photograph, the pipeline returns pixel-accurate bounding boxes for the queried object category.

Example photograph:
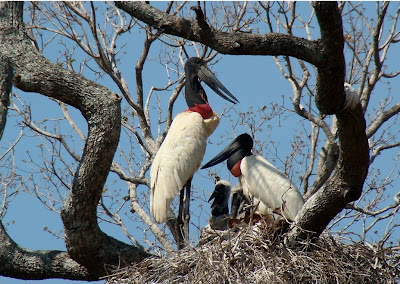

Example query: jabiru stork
[208,180,231,230]
[202,133,304,221]
[150,57,238,246]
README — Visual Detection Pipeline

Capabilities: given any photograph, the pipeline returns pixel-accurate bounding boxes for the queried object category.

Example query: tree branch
[0,221,96,280]
[114,1,323,65]
[313,2,346,114]
[366,101,400,139]
[286,2,369,245]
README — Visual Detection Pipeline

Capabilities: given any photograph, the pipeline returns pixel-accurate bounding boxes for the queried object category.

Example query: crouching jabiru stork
[202,133,304,221]
[150,57,238,246]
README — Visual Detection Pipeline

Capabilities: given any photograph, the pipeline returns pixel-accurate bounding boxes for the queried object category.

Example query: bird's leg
[176,178,192,249]
[183,178,192,243]
[177,187,186,249]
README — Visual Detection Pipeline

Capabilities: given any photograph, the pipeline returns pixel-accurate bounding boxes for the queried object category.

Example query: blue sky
[1,2,400,283]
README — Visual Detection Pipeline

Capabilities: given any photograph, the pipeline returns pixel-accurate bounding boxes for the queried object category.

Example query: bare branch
[128,183,174,253]
[115,2,323,64]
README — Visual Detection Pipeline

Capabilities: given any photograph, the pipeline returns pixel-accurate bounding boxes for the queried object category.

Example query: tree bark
[313,1,347,115]
[0,221,94,280]
[0,54,11,140]
[118,1,370,244]
[0,1,150,279]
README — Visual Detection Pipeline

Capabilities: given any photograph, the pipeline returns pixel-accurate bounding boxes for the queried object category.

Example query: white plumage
[240,155,304,221]
[150,111,219,223]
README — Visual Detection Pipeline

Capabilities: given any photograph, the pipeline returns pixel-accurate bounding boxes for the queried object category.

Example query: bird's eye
[196,59,201,64]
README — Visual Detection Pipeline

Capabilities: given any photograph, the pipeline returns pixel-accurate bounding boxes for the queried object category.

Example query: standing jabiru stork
[202,133,304,221]
[150,57,238,246]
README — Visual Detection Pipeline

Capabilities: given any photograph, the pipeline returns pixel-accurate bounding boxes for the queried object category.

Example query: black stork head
[184,57,239,118]
[201,133,253,177]
[208,180,231,217]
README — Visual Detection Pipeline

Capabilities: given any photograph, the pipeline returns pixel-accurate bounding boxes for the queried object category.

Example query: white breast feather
[150,111,218,223]
[241,155,304,221]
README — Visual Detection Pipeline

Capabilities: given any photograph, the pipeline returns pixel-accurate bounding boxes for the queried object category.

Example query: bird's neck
[185,76,212,119]
[228,151,252,177]
[230,160,242,177]
[186,103,213,119]
[203,111,220,137]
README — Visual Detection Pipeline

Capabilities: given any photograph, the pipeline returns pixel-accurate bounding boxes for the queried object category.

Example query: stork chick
[208,180,231,230]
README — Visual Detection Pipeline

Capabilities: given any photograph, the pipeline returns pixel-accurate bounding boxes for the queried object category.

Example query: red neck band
[230,160,242,177]
[186,103,213,119]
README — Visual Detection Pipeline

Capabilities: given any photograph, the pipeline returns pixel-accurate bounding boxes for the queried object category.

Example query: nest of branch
[106,222,399,284]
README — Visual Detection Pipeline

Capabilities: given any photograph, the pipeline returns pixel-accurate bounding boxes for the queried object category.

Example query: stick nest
[106,222,400,283]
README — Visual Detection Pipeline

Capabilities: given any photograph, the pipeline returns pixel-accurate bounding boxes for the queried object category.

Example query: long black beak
[197,64,239,104]
[201,138,241,169]
[208,190,218,202]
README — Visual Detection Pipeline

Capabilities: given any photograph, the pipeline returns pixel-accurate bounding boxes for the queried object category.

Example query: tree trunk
[0,2,150,279]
